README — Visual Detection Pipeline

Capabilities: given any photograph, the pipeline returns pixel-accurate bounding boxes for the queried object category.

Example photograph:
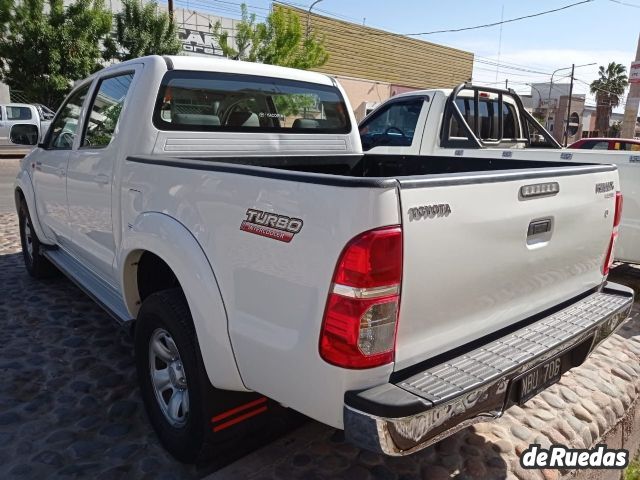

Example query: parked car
[0,103,54,150]
[359,83,640,265]
[569,137,640,151]
[13,57,633,461]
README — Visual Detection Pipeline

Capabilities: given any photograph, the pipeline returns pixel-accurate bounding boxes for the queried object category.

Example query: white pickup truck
[13,57,633,461]
[0,103,53,149]
[360,83,640,264]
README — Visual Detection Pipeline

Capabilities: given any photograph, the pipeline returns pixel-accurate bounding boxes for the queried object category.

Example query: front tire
[135,289,218,463]
[18,201,57,278]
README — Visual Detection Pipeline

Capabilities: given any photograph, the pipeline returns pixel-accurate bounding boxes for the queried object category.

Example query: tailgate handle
[528,219,552,237]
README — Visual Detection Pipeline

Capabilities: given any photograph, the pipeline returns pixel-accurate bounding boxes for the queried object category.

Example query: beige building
[281,4,474,121]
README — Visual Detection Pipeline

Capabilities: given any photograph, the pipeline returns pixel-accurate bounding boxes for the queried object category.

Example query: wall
[280,4,473,90]
[390,84,421,97]
[553,95,585,144]
[0,83,9,104]
[333,75,391,122]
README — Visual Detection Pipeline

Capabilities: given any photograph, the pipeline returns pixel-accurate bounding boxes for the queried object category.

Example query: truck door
[31,83,91,245]
[66,69,136,284]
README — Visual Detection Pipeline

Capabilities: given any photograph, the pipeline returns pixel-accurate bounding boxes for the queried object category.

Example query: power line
[609,0,640,8]
[307,0,595,36]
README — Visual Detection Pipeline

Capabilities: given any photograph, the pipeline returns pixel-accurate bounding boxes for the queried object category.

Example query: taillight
[319,226,402,369]
[602,191,622,276]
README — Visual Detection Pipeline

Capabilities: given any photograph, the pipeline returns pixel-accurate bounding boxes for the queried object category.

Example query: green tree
[212,4,328,69]
[103,0,181,62]
[590,62,628,136]
[0,0,112,108]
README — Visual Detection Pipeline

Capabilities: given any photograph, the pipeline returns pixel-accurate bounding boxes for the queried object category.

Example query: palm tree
[590,62,628,136]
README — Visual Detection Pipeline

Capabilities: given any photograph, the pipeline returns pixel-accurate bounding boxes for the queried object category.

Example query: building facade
[529,82,585,143]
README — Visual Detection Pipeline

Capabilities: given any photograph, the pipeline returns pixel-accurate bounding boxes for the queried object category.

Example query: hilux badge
[595,181,614,194]
[408,204,451,221]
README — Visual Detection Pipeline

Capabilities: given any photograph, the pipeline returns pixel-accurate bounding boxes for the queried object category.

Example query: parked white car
[0,103,53,149]
[13,57,633,461]
[359,84,640,264]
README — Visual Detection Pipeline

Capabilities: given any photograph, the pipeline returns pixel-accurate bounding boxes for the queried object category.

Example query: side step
[43,248,132,324]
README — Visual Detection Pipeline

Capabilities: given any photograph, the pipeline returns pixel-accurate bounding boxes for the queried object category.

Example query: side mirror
[9,124,39,146]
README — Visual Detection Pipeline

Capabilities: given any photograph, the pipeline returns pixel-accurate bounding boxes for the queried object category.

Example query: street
[0,158,20,214]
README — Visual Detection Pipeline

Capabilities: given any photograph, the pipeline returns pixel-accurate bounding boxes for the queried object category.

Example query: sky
[171,0,640,108]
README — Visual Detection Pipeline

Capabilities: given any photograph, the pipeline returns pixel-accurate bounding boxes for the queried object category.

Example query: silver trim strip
[332,283,399,299]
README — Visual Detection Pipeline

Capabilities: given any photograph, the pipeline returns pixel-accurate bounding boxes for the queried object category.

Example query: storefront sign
[178,29,222,56]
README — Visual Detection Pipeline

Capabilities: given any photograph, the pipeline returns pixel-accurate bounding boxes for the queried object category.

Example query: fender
[119,211,247,392]
[14,167,55,245]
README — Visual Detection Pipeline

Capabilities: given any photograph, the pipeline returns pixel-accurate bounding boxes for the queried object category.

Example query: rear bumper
[344,282,634,456]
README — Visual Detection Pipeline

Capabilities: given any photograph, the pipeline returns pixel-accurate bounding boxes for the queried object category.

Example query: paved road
[0,159,20,214]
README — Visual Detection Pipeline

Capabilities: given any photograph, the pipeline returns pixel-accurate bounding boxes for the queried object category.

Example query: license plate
[518,355,563,404]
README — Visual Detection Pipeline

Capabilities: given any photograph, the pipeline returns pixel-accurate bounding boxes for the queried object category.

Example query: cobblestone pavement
[0,213,201,479]
[2,210,640,480]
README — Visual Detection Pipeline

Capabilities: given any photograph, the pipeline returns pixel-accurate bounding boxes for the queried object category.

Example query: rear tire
[18,201,57,278]
[135,288,218,463]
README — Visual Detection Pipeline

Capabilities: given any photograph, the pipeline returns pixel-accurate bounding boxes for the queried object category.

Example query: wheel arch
[120,212,246,391]
[14,170,53,245]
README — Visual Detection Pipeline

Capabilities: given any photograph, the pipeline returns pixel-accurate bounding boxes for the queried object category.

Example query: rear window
[450,98,519,140]
[153,71,350,133]
[6,106,32,121]
[581,140,610,150]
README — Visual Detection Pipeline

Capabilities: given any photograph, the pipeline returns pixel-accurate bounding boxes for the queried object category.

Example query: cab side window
[82,73,134,148]
[359,99,423,151]
[6,106,32,120]
[47,85,90,150]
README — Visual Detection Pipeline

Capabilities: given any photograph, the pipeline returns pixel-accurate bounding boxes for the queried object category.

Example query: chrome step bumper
[344,282,634,456]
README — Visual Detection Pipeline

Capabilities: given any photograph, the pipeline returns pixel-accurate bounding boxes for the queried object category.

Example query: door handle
[95,174,110,185]
[35,161,42,166]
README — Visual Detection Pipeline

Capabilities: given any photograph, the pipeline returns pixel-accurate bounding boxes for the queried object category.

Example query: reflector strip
[211,397,268,424]
[332,283,399,299]
[213,406,269,432]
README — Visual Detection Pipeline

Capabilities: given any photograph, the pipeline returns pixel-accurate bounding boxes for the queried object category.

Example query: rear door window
[6,106,32,121]
[359,98,423,151]
[82,72,135,148]
[154,71,350,133]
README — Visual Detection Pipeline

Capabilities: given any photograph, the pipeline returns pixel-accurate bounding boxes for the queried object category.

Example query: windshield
[153,70,350,134]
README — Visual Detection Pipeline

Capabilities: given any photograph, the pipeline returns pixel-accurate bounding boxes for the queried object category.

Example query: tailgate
[394,166,618,371]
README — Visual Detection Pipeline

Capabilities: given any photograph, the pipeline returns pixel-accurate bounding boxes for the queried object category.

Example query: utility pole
[564,64,575,147]
[306,0,323,39]
[622,34,640,138]
[505,79,508,89]
[168,0,174,19]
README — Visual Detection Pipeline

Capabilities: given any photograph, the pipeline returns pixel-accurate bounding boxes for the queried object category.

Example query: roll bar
[439,82,561,149]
